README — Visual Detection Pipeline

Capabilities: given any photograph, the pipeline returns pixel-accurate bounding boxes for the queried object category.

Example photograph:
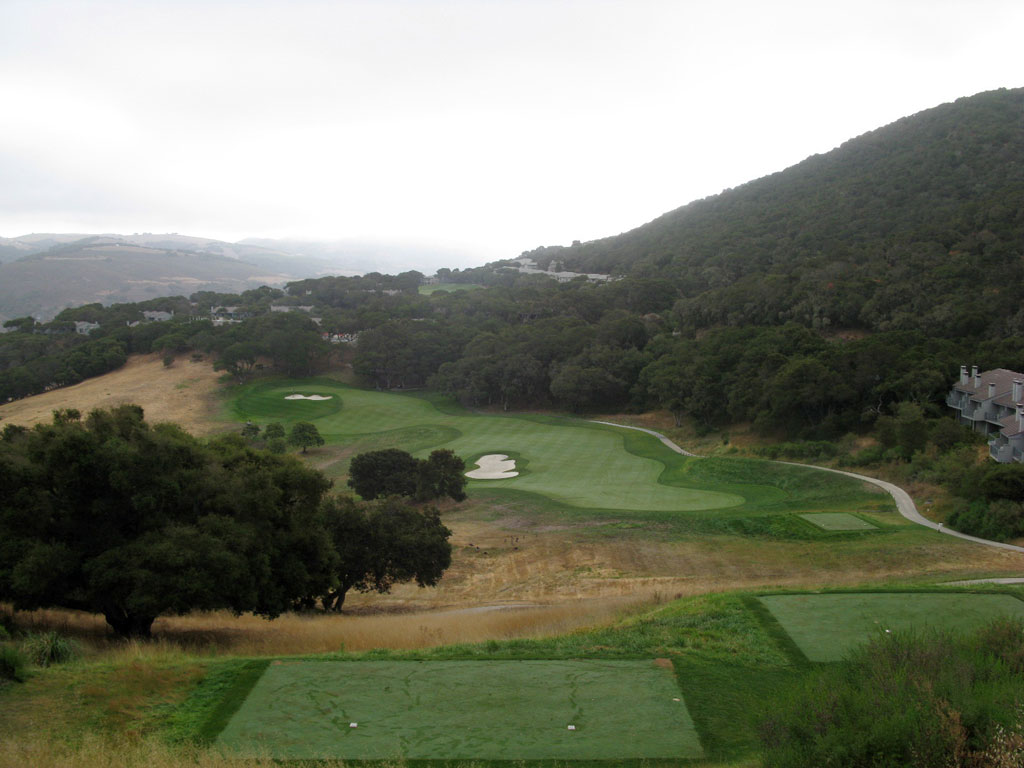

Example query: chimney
[989,381,997,400]
[973,366,981,388]
[960,365,969,386]
[1014,380,1023,403]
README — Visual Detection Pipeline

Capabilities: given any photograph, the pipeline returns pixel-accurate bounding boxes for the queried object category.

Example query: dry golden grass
[0,735,353,768]
[9,516,1022,659]
[0,353,230,436]
[9,596,651,657]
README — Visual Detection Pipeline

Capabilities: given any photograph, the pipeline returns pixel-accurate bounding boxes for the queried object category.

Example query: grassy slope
[5,589,1022,767]
[5,377,1024,765]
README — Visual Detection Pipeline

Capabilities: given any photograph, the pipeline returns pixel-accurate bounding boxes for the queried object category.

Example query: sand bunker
[284,394,333,400]
[466,454,518,480]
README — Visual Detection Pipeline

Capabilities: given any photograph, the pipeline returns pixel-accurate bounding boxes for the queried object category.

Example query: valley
[2,86,1024,767]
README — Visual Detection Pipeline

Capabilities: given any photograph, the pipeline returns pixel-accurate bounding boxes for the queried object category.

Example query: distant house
[507,257,617,284]
[127,309,175,327]
[322,332,359,344]
[270,305,315,313]
[74,320,100,335]
[947,365,1024,463]
[210,306,250,325]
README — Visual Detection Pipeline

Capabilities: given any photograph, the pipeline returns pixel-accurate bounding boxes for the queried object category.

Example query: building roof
[997,412,1024,437]
[953,367,1024,404]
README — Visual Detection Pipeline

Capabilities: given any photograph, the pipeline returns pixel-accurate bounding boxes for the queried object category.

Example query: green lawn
[799,512,877,531]
[228,379,882,517]
[215,660,703,760]
[757,592,1024,662]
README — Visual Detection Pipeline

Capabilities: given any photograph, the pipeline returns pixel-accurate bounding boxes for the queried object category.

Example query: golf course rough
[758,592,1024,662]
[215,660,704,760]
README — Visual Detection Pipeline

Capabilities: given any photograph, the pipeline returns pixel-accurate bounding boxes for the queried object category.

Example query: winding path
[589,420,699,457]
[591,420,1024,556]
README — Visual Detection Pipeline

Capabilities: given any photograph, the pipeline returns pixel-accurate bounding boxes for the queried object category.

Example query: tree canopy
[0,406,335,637]
[347,448,467,502]
[288,421,325,453]
[319,495,452,611]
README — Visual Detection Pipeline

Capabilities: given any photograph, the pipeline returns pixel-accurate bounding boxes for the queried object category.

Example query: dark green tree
[319,496,452,611]
[0,406,336,638]
[215,342,260,383]
[241,421,261,441]
[288,421,324,453]
[347,448,420,499]
[416,449,468,502]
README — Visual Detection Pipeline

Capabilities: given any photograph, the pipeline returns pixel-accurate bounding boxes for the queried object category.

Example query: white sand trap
[284,394,333,400]
[466,454,519,480]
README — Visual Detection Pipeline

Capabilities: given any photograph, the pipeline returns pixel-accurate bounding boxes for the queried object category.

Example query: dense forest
[3,88,1022,440]
[519,87,1024,339]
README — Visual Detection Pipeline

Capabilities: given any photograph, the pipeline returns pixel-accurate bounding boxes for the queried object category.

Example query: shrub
[838,444,886,467]
[0,645,27,682]
[947,499,1024,542]
[759,621,1024,768]
[756,441,839,461]
[21,631,79,668]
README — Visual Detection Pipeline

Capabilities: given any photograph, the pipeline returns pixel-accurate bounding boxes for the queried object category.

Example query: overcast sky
[1,0,1022,267]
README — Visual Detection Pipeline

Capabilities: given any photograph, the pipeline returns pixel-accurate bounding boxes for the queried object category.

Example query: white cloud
[0,0,1021,263]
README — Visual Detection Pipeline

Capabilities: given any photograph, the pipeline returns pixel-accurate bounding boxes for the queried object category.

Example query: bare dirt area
[0,353,230,436]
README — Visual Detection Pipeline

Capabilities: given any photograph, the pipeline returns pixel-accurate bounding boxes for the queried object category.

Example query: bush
[838,444,886,467]
[0,645,27,682]
[756,441,839,461]
[760,621,1024,768]
[947,499,1024,542]
[21,631,79,668]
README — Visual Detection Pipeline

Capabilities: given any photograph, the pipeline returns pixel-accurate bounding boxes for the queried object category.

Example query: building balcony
[946,393,964,409]
[989,441,1014,463]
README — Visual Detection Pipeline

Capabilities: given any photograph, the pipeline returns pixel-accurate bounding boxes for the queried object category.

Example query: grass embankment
[1,592,788,766]
[0,353,228,435]
[5,589,1022,766]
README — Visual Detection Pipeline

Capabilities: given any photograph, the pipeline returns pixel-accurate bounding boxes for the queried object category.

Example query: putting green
[232,381,749,512]
[758,593,1024,662]
[215,660,703,760]
[799,513,876,530]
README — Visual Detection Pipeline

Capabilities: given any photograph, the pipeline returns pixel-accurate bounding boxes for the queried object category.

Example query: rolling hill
[0,235,293,321]
[519,87,1024,338]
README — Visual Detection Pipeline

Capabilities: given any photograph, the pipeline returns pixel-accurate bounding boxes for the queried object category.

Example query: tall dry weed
[0,734,483,768]
[4,595,650,657]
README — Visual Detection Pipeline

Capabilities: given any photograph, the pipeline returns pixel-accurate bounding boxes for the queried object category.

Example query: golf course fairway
[229,379,879,515]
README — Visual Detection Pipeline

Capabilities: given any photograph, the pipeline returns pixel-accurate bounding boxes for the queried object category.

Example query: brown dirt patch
[0,353,230,436]
[653,658,673,669]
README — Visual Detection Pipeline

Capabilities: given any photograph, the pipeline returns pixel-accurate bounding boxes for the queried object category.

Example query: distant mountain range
[0,233,483,322]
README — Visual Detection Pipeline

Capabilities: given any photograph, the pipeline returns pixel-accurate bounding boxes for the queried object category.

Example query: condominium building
[947,365,1024,463]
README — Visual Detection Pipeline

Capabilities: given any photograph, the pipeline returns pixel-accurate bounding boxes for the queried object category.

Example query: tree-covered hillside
[522,87,1024,338]
[5,88,1023,449]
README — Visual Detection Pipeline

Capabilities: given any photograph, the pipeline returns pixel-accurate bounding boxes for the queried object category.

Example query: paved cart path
[592,420,1024,556]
